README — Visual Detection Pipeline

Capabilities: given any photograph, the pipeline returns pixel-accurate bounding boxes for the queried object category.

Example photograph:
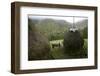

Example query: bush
[63,30,84,55]
[28,29,53,60]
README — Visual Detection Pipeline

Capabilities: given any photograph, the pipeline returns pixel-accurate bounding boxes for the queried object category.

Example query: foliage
[28,20,53,60]
[63,30,84,55]
[82,27,88,38]
[35,19,69,41]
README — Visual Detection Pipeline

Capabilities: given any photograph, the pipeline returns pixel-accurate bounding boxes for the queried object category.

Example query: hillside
[29,18,88,40]
[75,19,88,30]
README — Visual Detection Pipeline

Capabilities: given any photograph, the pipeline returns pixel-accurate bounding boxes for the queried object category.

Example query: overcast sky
[28,15,88,23]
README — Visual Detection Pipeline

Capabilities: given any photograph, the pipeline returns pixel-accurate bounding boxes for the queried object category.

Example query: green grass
[50,39,65,59]
[84,39,88,49]
[50,48,65,59]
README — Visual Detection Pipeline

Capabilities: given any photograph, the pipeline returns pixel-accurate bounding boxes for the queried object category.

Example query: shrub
[28,29,53,60]
[63,30,84,55]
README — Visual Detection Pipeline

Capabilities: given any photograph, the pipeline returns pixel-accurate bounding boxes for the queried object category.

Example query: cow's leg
[52,45,54,48]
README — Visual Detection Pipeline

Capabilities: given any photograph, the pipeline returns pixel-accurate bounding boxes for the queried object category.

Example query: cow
[51,43,61,48]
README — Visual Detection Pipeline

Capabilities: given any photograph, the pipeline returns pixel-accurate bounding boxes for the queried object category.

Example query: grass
[50,48,64,59]
[50,39,64,59]
[84,39,88,49]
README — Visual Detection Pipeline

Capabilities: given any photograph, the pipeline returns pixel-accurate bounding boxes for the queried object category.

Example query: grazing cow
[52,43,61,48]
